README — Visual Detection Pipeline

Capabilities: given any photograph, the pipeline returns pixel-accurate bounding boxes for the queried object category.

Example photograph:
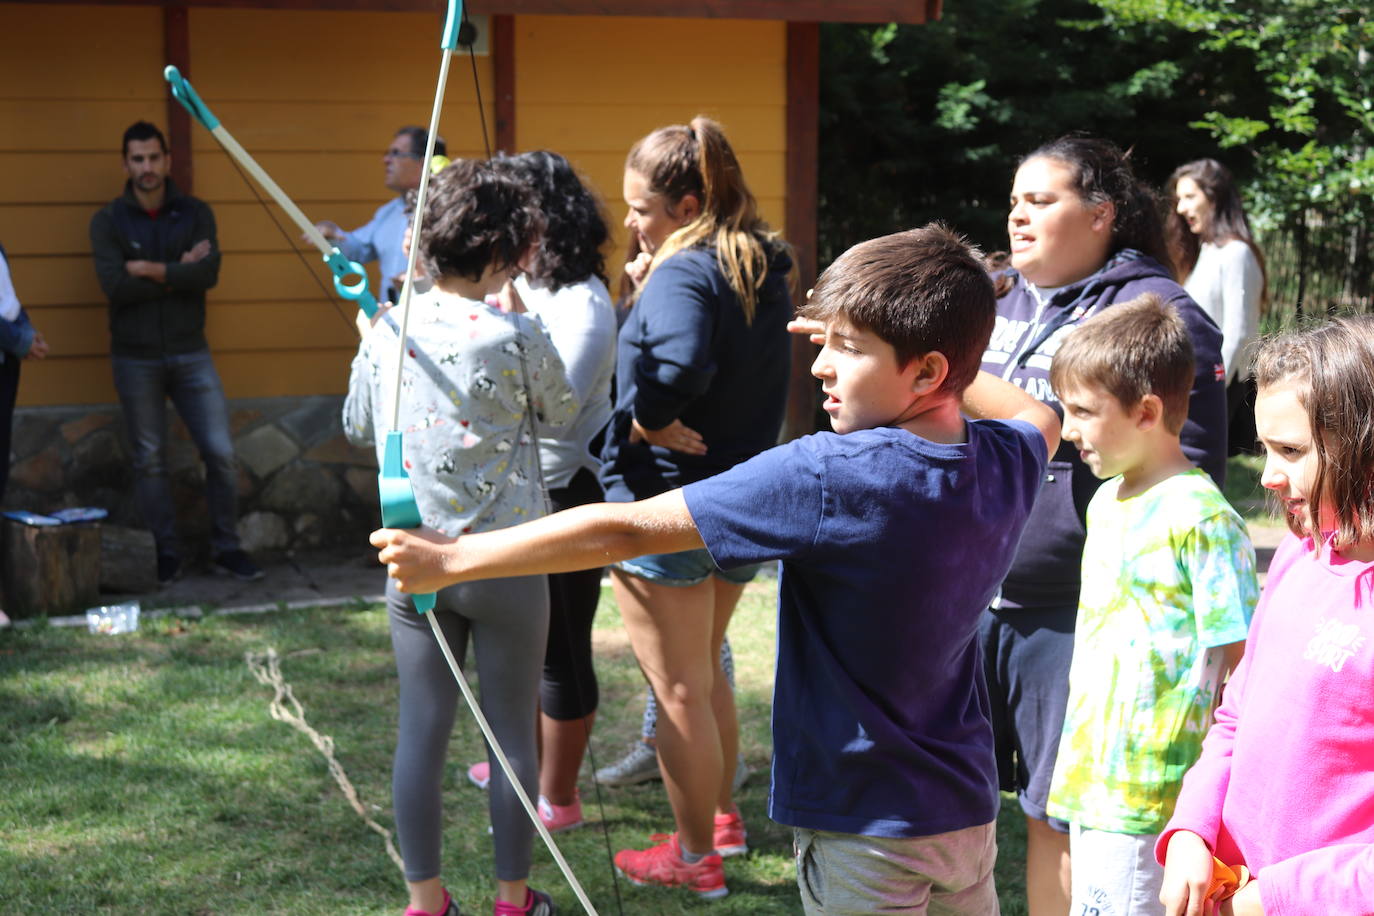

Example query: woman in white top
[1167,158,1267,436]
[463,151,619,838]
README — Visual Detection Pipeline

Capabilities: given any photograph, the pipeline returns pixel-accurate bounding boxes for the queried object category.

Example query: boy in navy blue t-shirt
[374,224,1059,912]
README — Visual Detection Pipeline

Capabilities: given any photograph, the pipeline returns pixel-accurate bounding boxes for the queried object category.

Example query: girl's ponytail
[627,116,787,322]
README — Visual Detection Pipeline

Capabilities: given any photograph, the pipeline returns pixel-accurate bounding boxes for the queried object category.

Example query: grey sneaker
[594,741,751,791]
[594,741,661,786]
[731,754,751,793]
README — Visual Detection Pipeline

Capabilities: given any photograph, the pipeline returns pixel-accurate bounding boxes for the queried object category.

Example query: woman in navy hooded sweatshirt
[598,116,793,897]
[978,136,1228,915]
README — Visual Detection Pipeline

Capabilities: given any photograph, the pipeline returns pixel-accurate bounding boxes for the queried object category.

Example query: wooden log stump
[99,524,158,594]
[0,520,101,618]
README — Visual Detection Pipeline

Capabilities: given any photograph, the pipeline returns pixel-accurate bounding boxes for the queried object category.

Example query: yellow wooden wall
[512,16,787,280]
[0,5,785,408]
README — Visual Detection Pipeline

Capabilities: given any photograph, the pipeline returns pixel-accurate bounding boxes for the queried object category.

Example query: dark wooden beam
[491,13,515,153]
[163,5,194,194]
[10,0,938,24]
[783,20,819,442]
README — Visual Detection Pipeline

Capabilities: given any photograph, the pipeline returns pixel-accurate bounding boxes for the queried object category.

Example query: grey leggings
[388,574,549,883]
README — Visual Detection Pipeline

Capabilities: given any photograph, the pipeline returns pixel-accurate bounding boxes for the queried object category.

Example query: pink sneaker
[537,792,584,833]
[467,761,491,790]
[614,833,727,899]
[713,808,748,857]
[405,887,462,916]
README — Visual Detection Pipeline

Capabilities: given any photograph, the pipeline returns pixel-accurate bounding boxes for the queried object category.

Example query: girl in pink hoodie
[1158,315,1374,916]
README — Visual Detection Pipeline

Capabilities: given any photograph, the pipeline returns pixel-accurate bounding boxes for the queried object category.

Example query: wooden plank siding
[1,3,495,405]
[511,15,787,284]
[2,4,788,408]
[1,3,166,406]
[4,0,937,26]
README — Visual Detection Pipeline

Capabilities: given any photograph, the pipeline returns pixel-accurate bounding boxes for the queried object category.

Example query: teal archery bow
[162,63,436,616]
[164,65,380,319]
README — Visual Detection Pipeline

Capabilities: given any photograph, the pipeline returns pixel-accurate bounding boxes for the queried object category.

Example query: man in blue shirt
[313,127,445,303]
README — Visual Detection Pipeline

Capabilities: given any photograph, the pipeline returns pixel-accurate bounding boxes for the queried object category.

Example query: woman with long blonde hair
[598,116,793,898]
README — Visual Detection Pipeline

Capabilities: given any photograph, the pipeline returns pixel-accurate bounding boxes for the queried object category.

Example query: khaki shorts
[793,822,1000,915]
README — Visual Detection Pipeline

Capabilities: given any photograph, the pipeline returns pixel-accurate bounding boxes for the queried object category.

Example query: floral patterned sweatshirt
[343,289,577,537]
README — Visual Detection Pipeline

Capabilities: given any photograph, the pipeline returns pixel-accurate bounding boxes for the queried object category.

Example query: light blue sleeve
[338,202,387,266]
[1185,510,1259,647]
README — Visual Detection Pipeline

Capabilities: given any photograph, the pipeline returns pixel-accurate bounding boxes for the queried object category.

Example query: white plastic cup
[86,601,141,635]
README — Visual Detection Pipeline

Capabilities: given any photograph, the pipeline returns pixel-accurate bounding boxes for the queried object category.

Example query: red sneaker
[614,833,727,899]
[713,808,748,857]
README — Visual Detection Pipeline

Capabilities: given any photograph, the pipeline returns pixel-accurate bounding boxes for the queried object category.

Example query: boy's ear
[909,351,950,396]
[1135,393,1164,430]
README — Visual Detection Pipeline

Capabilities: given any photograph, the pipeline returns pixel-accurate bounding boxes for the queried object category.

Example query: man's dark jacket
[90,178,220,358]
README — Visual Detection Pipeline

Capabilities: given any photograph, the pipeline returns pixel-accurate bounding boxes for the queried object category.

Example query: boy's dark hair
[395,126,446,159]
[420,158,543,283]
[495,150,609,290]
[800,223,995,395]
[1254,315,1374,550]
[122,121,167,157]
[1049,293,1194,434]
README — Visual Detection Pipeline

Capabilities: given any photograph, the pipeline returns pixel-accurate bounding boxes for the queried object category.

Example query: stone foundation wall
[6,395,380,561]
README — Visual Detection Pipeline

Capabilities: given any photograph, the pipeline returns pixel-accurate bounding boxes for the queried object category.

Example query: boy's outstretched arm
[371,490,704,594]
[961,369,1061,456]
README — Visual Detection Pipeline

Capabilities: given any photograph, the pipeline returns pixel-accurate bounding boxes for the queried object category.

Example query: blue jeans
[112,349,241,559]
[0,355,18,501]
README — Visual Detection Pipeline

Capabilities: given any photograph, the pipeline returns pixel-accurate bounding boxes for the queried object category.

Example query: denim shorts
[615,547,761,588]
[979,604,1075,832]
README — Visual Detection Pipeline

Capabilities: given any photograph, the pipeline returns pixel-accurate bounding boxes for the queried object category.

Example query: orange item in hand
[1207,856,1252,901]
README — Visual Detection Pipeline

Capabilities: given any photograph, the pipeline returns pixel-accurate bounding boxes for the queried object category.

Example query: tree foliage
[818,0,1256,263]
[1092,0,1374,234]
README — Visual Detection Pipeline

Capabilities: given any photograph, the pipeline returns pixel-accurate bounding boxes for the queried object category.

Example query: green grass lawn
[2,581,1034,914]
[0,456,1278,913]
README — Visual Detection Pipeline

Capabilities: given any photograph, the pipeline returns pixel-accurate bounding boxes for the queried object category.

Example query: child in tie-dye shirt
[1045,294,1257,916]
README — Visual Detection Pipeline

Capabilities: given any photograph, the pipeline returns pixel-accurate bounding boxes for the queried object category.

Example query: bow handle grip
[379,431,438,614]
[163,66,220,131]
[324,249,379,317]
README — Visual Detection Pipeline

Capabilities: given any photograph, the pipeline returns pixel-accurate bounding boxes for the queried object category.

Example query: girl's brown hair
[1254,315,1374,549]
[625,116,786,322]
[1165,158,1268,307]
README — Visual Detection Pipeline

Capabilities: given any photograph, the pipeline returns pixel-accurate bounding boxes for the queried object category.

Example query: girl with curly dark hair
[343,158,575,916]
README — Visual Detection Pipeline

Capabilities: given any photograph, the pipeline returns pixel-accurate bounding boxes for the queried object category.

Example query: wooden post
[492,14,516,153]
[164,5,193,193]
[1,522,101,618]
[783,21,820,442]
